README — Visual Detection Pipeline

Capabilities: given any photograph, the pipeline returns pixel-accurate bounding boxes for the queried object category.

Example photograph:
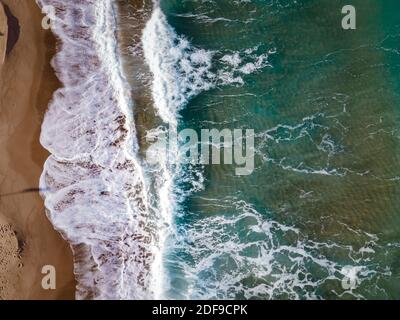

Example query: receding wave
[36,0,160,299]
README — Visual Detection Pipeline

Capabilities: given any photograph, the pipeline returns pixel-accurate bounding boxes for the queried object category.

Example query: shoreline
[0,0,75,299]
[36,0,157,299]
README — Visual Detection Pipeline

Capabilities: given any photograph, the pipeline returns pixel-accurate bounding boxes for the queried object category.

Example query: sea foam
[140,2,389,300]
[168,198,389,300]
[36,0,160,299]
[142,6,273,125]
[140,1,280,299]
[37,0,276,300]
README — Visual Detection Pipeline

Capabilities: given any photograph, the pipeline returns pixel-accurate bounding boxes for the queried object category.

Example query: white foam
[221,53,242,68]
[142,7,215,125]
[220,49,271,77]
[168,198,389,299]
[36,0,160,299]
[142,7,273,125]
[141,3,274,299]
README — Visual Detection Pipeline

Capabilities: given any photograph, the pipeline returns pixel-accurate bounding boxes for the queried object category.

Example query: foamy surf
[35,0,383,301]
[167,198,390,299]
[142,5,274,125]
[140,2,277,299]
[140,1,394,300]
[36,0,161,299]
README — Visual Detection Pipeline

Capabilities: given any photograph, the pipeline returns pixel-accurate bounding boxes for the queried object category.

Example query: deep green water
[153,0,400,299]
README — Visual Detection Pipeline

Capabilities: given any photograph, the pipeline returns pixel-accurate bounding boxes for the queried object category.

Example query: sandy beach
[0,0,74,299]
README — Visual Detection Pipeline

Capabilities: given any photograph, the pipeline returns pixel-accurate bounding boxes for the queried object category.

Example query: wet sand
[115,0,158,155]
[0,0,75,299]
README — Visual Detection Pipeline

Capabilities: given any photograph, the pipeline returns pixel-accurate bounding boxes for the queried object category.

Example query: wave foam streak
[172,199,389,300]
[37,0,158,299]
[142,7,273,125]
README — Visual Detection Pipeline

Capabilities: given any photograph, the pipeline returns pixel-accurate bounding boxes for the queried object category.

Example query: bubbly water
[37,0,400,299]
[37,0,159,299]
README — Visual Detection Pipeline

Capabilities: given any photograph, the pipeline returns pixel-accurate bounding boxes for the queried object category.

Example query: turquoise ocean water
[144,0,400,300]
[36,0,400,300]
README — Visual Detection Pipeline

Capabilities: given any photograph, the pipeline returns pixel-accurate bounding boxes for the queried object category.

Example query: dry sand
[0,0,75,299]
